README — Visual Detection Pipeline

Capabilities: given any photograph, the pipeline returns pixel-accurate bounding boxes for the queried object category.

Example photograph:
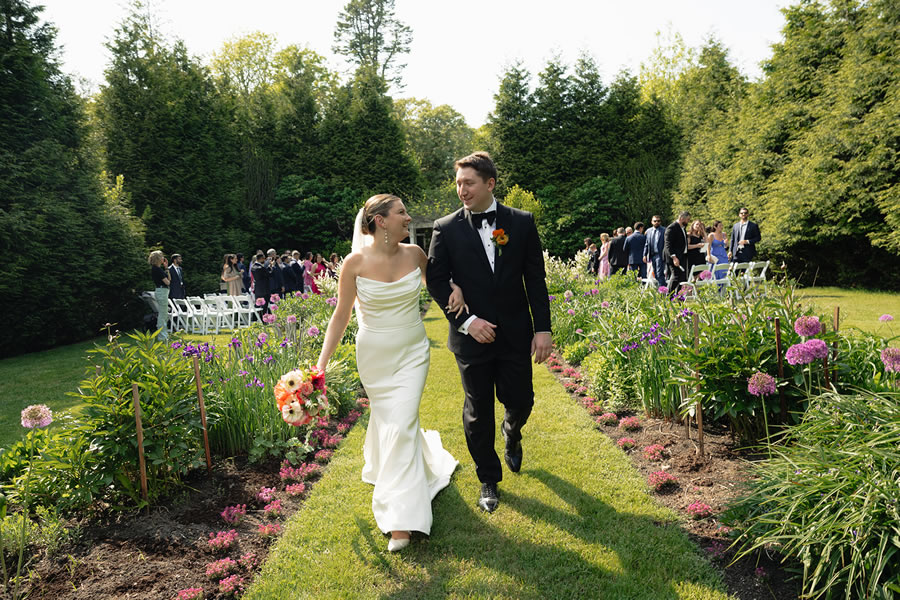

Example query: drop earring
[384,228,389,244]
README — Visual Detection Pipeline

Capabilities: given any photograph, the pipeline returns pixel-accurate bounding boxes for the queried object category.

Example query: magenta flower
[256,487,276,503]
[285,482,306,496]
[618,416,642,431]
[270,293,281,303]
[258,522,281,538]
[286,315,297,324]
[643,444,667,461]
[176,588,204,600]
[326,296,338,306]
[301,293,310,300]
[218,574,245,597]
[601,301,610,308]
[785,339,828,365]
[294,291,303,298]
[567,309,576,316]
[881,347,900,373]
[747,371,776,397]
[20,404,53,429]
[617,437,636,450]
[255,297,266,306]
[793,315,821,338]
[657,286,668,294]
[262,313,276,324]
[879,314,894,322]
[220,504,246,525]
[647,470,678,491]
[307,326,320,337]
[687,501,712,519]
[207,530,239,553]
[205,557,237,579]
[575,328,583,334]
[596,412,618,426]
[699,270,712,281]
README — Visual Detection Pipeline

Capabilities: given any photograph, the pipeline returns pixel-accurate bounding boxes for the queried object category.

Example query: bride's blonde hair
[360,194,401,235]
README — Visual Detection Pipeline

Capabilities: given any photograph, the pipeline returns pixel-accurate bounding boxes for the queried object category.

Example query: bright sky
[39,0,791,127]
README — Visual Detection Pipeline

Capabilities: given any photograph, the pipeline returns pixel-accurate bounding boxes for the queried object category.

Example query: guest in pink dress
[598,232,611,279]
[302,251,318,294]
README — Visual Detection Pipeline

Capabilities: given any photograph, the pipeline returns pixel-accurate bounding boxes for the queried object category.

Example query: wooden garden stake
[692,313,704,457]
[832,306,840,386]
[774,317,787,422]
[192,355,213,473]
[822,323,830,388]
[131,383,149,504]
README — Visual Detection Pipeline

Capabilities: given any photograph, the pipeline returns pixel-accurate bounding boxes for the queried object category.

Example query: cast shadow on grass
[375,474,692,600]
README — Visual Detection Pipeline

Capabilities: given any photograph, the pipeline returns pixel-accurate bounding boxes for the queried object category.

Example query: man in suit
[607,227,628,275]
[250,252,271,312]
[664,211,691,295]
[729,207,762,262]
[236,253,249,293]
[168,254,186,299]
[281,253,297,294]
[427,152,552,514]
[643,215,666,286]
[624,222,647,278]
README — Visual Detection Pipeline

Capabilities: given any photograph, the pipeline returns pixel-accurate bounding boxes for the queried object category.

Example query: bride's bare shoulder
[342,251,365,276]
[401,243,427,268]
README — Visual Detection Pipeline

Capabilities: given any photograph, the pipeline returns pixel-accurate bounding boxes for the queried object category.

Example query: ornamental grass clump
[647,471,678,492]
[642,444,667,461]
[727,390,900,599]
[618,416,642,431]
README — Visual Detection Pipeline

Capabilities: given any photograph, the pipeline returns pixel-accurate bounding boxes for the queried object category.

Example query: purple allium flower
[786,339,828,365]
[307,326,320,337]
[258,332,268,345]
[879,314,894,322]
[794,315,822,338]
[747,371,776,397]
[21,404,53,429]
[255,297,266,306]
[698,270,712,281]
[301,293,310,300]
[286,315,297,324]
[294,291,303,298]
[567,309,576,316]
[575,328,583,334]
[262,313,276,324]
[564,290,574,300]
[881,347,900,373]
[601,301,610,308]
[657,286,668,294]
[270,293,281,303]
[326,296,337,306]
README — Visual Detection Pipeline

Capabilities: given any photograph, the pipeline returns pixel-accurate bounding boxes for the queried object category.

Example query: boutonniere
[491,228,509,255]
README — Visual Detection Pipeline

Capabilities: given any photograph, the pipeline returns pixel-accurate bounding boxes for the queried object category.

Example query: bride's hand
[447,283,469,318]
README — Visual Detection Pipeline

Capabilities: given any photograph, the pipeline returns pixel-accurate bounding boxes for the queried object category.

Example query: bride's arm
[316,254,360,372]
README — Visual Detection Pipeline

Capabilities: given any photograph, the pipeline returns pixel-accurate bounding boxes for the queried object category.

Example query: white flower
[281,400,307,425]
[279,370,304,392]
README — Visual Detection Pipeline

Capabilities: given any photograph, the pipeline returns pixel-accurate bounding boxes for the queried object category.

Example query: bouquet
[273,366,329,426]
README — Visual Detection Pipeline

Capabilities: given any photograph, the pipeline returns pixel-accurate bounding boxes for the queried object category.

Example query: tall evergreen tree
[0,0,145,355]
[333,0,412,88]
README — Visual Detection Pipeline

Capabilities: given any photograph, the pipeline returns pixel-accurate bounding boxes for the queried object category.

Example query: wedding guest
[271,254,285,298]
[149,251,170,341]
[624,222,647,278]
[608,228,628,275]
[291,250,305,290]
[327,252,340,278]
[281,253,298,293]
[587,243,599,275]
[597,233,611,280]
[302,252,318,294]
[222,254,242,296]
[643,215,666,287]
[168,253,186,299]
[236,253,249,293]
[251,252,272,311]
[706,220,730,279]
[664,211,690,295]
[729,207,762,262]
[313,253,328,282]
[686,220,707,273]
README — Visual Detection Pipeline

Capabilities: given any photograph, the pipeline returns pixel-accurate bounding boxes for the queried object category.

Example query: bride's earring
[384,227,389,245]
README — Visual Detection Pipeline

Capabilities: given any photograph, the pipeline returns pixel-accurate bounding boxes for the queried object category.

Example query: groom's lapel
[459,210,494,276]
[492,204,509,278]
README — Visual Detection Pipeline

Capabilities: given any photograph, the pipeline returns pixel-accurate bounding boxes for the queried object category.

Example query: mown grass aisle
[245,310,733,600]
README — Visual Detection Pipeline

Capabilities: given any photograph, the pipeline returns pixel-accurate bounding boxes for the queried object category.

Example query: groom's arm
[426,221,470,330]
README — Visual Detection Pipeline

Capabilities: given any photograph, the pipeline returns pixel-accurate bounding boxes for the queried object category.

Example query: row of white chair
[677,260,770,299]
[166,295,260,335]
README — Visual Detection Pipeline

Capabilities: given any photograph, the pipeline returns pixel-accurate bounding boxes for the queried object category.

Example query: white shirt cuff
[458,315,478,334]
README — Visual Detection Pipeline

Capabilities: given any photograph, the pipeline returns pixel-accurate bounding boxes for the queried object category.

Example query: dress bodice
[355,267,422,332]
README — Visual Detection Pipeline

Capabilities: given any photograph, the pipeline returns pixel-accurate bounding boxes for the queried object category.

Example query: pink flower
[256,487,276,503]
[879,314,893,322]
[258,522,281,538]
[567,309,576,316]
[307,326,320,337]
[270,294,281,303]
[285,483,306,496]
[647,470,678,491]
[263,499,283,518]
[657,286,668,294]
[294,291,303,298]
[687,501,712,519]
[218,574,245,597]
[596,412,618,426]
[20,404,52,429]
[564,290,574,300]
[575,328,583,334]
[286,315,297,324]
[176,588,204,600]
[269,303,278,312]
[262,313,276,324]
[238,552,259,570]
[255,297,266,306]
[794,315,821,338]
[699,270,712,281]
[618,416,641,431]
[747,371,776,397]
[301,293,310,300]
[786,339,828,365]
[643,444,667,461]
[617,437,636,450]
[326,296,337,306]
[881,347,900,373]
[207,530,239,553]
[601,301,610,308]
[205,557,237,579]
[220,504,246,525]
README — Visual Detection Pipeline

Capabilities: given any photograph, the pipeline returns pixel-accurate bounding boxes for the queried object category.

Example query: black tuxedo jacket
[168,264,186,299]
[608,235,627,267]
[426,203,551,361]
[730,221,761,261]
[251,261,271,297]
[663,221,687,266]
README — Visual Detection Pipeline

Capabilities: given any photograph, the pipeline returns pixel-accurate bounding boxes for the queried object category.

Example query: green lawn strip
[245,311,732,600]
[0,336,105,447]
[799,286,900,335]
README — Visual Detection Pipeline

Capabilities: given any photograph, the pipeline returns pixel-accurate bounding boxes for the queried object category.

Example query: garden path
[243,310,734,600]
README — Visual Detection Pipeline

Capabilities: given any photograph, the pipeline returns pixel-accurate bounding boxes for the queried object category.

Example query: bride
[316,194,460,552]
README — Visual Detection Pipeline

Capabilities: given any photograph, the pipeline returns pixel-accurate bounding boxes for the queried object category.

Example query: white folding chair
[745,261,770,295]
[172,298,199,334]
[710,263,732,289]
[233,295,257,327]
[212,296,238,331]
[187,297,213,335]
[679,264,708,299]
[168,299,188,332]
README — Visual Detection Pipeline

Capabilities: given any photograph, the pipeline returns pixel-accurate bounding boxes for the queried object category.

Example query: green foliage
[502,184,542,222]
[394,97,475,187]
[727,391,900,599]
[332,0,412,87]
[269,176,361,255]
[539,176,628,257]
[0,0,147,356]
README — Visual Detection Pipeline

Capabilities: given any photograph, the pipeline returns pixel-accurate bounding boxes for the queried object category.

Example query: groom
[426,152,552,513]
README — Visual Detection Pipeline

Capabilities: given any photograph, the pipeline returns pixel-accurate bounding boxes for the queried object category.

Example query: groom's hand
[468,319,496,344]
[531,332,552,364]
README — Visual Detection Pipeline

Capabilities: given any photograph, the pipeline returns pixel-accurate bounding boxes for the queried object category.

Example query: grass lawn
[0,330,235,449]
[244,312,732,600]
[798,286,900,335]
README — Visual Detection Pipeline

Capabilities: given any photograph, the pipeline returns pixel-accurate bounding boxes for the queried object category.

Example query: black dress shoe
[502,429,523,473]
[478,483,499,513]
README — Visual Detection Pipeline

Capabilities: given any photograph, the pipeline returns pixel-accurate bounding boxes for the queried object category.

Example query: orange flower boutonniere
[491,228,509,255]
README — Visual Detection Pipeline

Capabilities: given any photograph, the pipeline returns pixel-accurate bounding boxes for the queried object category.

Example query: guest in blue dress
[706,221,730,279]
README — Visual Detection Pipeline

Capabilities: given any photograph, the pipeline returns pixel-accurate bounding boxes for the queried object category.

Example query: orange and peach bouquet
[273,366,329,426]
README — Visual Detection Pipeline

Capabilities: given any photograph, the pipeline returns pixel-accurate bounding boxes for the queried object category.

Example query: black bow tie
[471,210,496,229]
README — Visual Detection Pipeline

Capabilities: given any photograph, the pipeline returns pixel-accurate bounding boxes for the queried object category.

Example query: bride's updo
[361,194,401,235]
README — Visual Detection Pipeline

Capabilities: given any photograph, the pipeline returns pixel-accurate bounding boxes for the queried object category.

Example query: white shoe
[387,537,410,552]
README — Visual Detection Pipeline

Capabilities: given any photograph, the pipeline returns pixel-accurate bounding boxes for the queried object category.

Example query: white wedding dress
[355,266,458,535]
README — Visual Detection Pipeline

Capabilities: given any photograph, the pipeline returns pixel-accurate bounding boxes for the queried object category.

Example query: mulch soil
[548,352,803,600]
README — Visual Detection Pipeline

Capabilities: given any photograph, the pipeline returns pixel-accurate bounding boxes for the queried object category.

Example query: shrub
[727,391,900,599]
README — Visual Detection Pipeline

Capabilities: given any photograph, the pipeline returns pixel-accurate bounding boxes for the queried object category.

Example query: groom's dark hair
[455,151,497,183]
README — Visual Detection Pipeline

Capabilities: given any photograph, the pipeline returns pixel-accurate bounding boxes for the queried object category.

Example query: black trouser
[455,352,534,484]
[666,261,687,296]
[610,264,625,275]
